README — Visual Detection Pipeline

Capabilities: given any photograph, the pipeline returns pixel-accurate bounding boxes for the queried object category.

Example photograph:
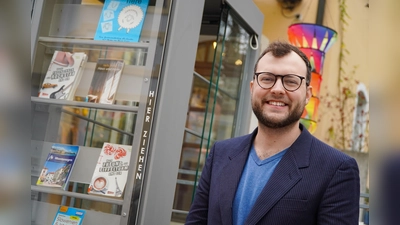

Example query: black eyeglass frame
[254,72,309,92]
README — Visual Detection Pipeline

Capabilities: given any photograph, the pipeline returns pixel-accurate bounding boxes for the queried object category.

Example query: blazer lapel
[245,125,312,225]
[245,150,302,225]
[218,131,257,225]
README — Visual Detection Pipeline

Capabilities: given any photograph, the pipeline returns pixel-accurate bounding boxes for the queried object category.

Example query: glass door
[171,4,254,223]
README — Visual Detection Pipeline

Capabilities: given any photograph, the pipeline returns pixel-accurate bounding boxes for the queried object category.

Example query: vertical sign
[135,90,154,181]
[128,81,157,224]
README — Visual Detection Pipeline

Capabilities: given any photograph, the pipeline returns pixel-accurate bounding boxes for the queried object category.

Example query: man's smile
[267,101,287,107]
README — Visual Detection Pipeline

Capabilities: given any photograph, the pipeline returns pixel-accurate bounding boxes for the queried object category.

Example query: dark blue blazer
[186,125,360,225]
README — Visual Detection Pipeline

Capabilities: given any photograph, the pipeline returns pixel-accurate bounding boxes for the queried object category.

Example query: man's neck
[253,122,301,160]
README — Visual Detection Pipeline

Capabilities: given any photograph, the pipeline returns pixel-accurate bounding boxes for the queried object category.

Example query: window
[351,83,369,152]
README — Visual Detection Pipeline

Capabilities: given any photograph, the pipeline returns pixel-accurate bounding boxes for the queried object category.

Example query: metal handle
[249,34,259,50]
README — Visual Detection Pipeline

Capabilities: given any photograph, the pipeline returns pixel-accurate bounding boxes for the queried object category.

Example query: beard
[251,97,305,129]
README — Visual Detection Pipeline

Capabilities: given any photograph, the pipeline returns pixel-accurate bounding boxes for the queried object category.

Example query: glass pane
[172,132,208,223]
[31,102,137,214]
[212,15,249,98]
[206,9,250,150]
[32,42,147,104]
[172,5,252,223]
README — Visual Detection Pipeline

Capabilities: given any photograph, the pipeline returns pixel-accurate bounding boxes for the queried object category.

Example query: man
[185,41,360,225]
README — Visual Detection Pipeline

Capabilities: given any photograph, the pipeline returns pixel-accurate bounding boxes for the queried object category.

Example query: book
[87,58,125,104]
[36,143,80,190]
[94,0,150,42]
[52,206,86,225]
[38,51,87,100]
[87,142,132,198]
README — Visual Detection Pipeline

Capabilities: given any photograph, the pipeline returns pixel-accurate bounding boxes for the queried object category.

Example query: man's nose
[270,77,286,94]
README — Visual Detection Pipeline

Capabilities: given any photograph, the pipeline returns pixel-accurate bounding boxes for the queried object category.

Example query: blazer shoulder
[310,136,357,165]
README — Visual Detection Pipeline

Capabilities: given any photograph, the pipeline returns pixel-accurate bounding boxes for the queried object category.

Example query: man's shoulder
[309,136,355,162]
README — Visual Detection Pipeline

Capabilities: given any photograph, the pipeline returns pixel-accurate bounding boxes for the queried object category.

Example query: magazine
[87,58,125,104]
[36,143,80,190]
[87,143,132,198]
[52,206,86,225]
[94,0,150,42]
[38,51,87,100]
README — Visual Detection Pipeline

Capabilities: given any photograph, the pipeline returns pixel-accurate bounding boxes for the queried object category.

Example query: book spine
[67,53,88,101]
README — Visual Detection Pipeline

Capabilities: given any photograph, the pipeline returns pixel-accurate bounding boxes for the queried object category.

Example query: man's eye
[285,78,300,85]
[261,77,274,82]
[286,80,298,84]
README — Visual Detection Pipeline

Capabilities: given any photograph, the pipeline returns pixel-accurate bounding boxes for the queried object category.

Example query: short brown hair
[254,41,311,85]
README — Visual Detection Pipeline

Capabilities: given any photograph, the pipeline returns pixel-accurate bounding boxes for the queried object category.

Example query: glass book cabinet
[31,0,172,224]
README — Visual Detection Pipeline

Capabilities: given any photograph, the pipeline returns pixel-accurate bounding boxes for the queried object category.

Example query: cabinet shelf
[31,96,139,113]
[38,36,150,49]
[31,185,124,205]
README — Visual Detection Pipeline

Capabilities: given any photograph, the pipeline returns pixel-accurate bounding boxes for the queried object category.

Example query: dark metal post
[315,0,326,25]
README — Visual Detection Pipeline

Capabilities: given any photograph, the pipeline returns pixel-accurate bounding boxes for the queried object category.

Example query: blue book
[94,0,150,42]
[36,143,80,190]
[52,206,86,225]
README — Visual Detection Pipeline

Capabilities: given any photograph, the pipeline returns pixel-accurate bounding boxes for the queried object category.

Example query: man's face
[250,51,312,129]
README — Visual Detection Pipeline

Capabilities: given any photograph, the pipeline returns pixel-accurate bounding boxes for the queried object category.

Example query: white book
[38,51,87,100]
[87,142,132,198]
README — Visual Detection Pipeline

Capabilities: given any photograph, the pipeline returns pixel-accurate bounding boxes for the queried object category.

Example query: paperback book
[52,206,86,225]
[87,58,125,104]
[36,143,80,190]
[87,143,132,198]
[38,51,87,100]
[94,0,150,42]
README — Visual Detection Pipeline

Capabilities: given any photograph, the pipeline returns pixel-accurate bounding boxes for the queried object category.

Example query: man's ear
[306,85,312,104]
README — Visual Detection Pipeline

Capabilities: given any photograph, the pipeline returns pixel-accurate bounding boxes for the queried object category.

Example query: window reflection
[171,9,252,223]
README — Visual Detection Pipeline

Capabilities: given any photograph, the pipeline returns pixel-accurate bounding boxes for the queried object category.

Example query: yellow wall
[369,1,400,156]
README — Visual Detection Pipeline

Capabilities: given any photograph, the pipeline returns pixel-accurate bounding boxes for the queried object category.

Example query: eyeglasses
[254,72,308,92]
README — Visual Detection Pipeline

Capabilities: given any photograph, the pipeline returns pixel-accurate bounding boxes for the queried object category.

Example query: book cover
[87,143,132,198]
[52,206,86,225]
[87,58,125,104]
[38,51,87,100]
[94,0,150,42]
[36,143,80,190]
